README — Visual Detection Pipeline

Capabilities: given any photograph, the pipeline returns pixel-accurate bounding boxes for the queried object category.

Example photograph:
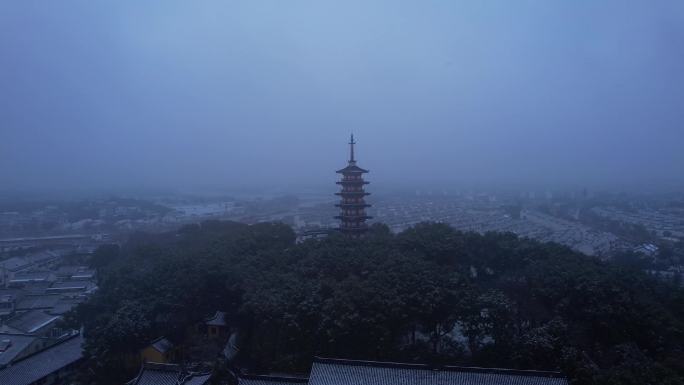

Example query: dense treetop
[70,221,684,385]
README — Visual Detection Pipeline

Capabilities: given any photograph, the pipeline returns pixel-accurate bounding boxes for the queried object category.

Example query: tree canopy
[72,221,684,385]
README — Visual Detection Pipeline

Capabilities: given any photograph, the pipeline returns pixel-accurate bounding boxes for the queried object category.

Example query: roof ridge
[239,374,309,383]
[312,357,565,378]
[149,335,171,343]
[0,332,36,337]
[143,361,181,369]
[188,371,212,376]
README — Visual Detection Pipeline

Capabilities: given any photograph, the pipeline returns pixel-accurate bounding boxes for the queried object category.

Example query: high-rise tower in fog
[335,134,372,235]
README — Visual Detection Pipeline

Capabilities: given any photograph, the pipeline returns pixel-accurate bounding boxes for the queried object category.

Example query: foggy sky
[1,1,683,194]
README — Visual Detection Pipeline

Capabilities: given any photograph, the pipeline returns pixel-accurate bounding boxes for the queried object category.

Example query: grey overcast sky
[1,1,683,193]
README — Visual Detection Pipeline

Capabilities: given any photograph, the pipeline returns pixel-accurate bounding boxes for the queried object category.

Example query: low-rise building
[15,295,61,312]
[0,257,31,287]
[140,337,180,364]
[0,333,41,368]
[0,294,15,318]
[0,331,83,385]
[0,252,61,288]
[46,280,98,295]
[8,271,55,287]
[205,311,229,338]
[634,243,659,257]
[55,266,96,281]
[0,310,61,336]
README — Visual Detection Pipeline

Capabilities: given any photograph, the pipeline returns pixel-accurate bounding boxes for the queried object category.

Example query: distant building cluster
[0,138,682,384]
[0,242,101,384]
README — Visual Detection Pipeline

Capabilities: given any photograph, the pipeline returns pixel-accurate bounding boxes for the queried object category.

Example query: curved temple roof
[308,358,569,385]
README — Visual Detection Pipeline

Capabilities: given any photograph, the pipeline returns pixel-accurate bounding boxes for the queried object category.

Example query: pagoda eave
[334,192,370,196]
[336,167,369,174]
[335,203,371,208]
[335,215,373,219]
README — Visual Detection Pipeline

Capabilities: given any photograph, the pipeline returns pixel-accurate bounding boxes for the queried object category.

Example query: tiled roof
[24,251,60,265]
[0,333,37,366]
[308,358,569,385]
[48,297,83,315]
[9,271,52,283]
[238,374,309,385]
[128,363,181,385]
[45,280,98,296]
[222,332,239,361]
[2,310,60,334]
[205,311,228,327]
[56,265,96,279]
[0,332,83,385]
[0,289,26,301]
[0,284,48,297]
[48,280,94,290]
[127,363,212,385]
[16,295,61,311]
[183,373,212,385]
[151,337,174,354]
[55,265,79,277]
[0,257,30,272]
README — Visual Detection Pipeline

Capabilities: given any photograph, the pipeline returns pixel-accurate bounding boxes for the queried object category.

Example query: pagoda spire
[349,133,355,163]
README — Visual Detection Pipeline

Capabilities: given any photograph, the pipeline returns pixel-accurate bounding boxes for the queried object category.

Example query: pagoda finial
[349,133,356,162]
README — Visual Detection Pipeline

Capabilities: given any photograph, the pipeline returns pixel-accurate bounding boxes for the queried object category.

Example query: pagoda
[335,134,372,235]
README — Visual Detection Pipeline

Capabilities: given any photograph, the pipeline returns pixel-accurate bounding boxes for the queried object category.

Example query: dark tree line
[69,221,684,385]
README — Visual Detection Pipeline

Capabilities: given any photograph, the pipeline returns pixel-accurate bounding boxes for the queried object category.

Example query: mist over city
[2,1,683,194]
[1,2,684,385]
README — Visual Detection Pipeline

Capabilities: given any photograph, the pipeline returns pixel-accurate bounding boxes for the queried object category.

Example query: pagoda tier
[335,202,371,208]
[335,215,373,221]
[335,191,370,197]
[335,134,371,236]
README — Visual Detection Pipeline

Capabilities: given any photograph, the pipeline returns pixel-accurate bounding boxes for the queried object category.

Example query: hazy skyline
[2,1,683,194]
